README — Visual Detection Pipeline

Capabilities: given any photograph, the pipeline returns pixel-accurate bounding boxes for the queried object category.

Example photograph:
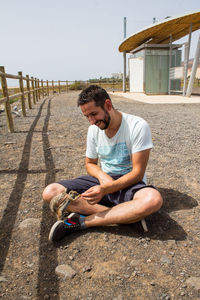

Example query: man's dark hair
[77,85,111,108]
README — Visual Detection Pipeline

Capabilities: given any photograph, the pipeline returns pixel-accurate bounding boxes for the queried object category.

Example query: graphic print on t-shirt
[97,142,132,174]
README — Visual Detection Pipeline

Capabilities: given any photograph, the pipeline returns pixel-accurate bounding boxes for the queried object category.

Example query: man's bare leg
[84,188,163,227]
[42,183,110,216]
[43,184,162,227]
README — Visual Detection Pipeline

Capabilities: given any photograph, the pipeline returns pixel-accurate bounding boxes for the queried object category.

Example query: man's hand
[81,185,105,205]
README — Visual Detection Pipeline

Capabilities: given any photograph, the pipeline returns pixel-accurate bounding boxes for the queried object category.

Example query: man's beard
[95,110,111,130]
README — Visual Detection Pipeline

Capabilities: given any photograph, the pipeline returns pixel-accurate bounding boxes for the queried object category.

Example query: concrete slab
[111,92,200,104]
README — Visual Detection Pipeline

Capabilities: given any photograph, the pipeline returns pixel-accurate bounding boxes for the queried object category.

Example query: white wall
[129,57,144,92]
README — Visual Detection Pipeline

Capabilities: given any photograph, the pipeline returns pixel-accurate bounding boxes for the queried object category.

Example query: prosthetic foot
[49,189,81,220]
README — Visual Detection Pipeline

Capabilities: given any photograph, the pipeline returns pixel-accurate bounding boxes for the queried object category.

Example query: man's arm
[85,157,114,185]
[82,149,150,204]
[102,149,150,193]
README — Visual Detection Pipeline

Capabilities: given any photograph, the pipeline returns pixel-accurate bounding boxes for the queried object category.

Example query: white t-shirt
[86,112,153,183]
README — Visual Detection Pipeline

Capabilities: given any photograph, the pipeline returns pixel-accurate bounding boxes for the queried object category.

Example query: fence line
[0,66,127,133]
[0,66,75,133]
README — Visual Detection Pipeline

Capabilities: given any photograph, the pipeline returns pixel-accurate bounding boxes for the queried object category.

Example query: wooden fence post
[38,79,41,99]
[18,71,26,117]
[31,76,36,104]
[26,75,32,109]
[35,78,38,101]
[0,66,14,132]
[52,80,54,94]
[58,80,61,93]
[47,80,49,96]
[66,80,68,92]
[41,80,44,98]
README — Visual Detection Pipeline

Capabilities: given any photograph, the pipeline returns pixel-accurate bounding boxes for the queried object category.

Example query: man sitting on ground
[42,85,163,242]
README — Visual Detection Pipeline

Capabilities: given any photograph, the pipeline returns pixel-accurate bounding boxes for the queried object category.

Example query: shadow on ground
[37,97,59,300]
[55,187,198,248]
[0,97,60,300]
[0,99,47,273]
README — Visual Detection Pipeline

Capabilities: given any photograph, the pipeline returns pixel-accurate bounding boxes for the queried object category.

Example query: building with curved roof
[119,11,200,96]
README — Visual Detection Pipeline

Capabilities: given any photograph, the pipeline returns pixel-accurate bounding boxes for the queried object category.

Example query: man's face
[80,100,111,130]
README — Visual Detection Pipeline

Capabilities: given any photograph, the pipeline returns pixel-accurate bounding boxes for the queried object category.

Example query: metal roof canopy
[119,11,200,53]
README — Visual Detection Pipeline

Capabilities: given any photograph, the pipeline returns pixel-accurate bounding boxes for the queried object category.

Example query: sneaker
[49,213,86,243]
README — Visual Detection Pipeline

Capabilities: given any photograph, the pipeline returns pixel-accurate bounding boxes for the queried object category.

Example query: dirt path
[0,91,200,300]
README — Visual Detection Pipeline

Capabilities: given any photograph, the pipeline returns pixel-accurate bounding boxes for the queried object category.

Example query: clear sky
[1,0,199,82]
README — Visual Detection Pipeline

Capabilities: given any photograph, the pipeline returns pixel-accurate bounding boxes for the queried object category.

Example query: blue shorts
[58,174,155,207]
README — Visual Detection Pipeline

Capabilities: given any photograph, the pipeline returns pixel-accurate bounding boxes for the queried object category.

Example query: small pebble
[0,276,8,282]
[55,264,76,279]
[132,271,137,277]
[83,265,92,273]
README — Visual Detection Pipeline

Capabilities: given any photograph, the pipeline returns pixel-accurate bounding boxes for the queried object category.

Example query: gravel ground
[0,91,200,300]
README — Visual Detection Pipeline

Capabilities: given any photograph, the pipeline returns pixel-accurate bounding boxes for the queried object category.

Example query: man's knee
[146,189,163,213]
[135,187,163,215]
[42,183,66,204]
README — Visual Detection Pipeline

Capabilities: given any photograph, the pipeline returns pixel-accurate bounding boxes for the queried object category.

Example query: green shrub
[68,81,87,90]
